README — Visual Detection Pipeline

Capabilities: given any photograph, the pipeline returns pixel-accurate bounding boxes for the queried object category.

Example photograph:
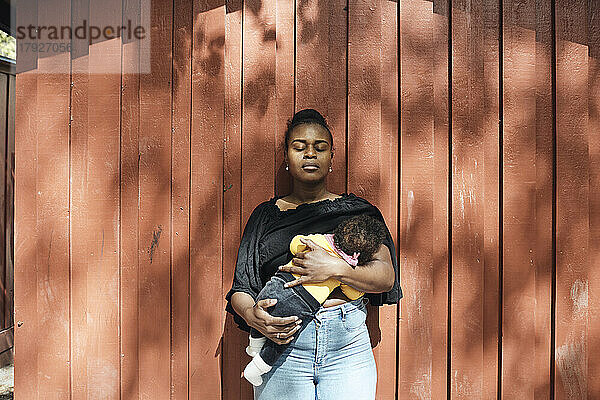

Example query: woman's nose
[304,147,316,158]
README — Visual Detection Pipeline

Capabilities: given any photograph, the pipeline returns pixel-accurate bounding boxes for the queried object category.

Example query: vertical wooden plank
[70,4,90,396]
[0,73,7,329]
[347,1,395,398]
[120,0,141,398]
[378,1,398,399]
[554,0,590,398]
[35,0,72,397]
[482,0,500,398]
[241,1,276,397]
[223,0,250,398]
[5,74,15,330]
[274,0,294,196]
[502,0,539,396]
[432,0,450,397]
[242,0,276,218]
[171,0,192,398]
[138,0,172,397]
[534,0,554,398]
[398,0,435,398]
[70,0,122,397]
[450,0,488,397]
[588,1,600,397]
[295,0,346,195]
[189,1,225,398]
[14,0,39,396]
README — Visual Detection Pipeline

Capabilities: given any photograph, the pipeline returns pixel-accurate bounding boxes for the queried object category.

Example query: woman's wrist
[330,258,353,281]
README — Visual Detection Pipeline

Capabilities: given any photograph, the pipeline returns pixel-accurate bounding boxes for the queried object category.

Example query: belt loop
[340,304,347,322]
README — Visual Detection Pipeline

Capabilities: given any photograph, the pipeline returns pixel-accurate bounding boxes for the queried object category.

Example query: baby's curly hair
[332,214,386,265]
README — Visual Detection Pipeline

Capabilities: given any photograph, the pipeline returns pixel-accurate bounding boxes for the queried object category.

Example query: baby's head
[332,214,386,266]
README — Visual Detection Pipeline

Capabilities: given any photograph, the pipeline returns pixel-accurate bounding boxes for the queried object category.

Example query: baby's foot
[246,336,267,357]
[242,355,272,387]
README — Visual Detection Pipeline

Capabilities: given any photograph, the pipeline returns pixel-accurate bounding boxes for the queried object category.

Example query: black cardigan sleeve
[224,201,270,332]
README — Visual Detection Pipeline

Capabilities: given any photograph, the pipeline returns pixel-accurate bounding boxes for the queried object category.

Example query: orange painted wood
[533,0,554,398]
[274,0,294,197]
[14,0,39,396]
[189,1,225,397]
[138,0,172,397]
[398,1,436,398]
[222,0,248,397]
[295,0,346,196]
[347,2,397,399]
[70,0,122,397]
[119,0,141,398]
[502,0,540,397]
[378,2,398,399]
[239,2,277,398]
[34,0,72,397]
[555,0,591,398]
[450,0,490,397]
[482,1,500,398]
[588,1,600,396]
[171,0,192,398]
[432,0,450,398]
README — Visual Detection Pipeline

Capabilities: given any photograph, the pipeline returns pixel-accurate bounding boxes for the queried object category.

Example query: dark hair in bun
[284,109,333,150]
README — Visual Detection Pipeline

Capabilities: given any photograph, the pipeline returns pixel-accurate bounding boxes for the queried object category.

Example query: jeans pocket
[342,307,367,331]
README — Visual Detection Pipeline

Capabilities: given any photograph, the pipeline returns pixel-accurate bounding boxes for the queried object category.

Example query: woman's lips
[302,164,319,171]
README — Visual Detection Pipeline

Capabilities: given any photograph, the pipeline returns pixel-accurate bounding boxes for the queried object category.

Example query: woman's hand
[243,298,303,345]
[278,238,346,288]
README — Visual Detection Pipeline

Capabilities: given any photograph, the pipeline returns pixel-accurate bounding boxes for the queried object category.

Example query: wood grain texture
[274,0,294,197]
[0,73,7,329]
[295,0,346,196]
[189,1,225,397]
[432,0,450,398]
[588,1,600,397]
[502,0,539,396]
[14,0,39,396]
[138,0,172,397]
[555,0,590,398]
[398,1,435,398]
[119,0,141,398]
[222,0,248,397]
[171,0,192,398]
[450,0,488,397]
[71,0,122,397]
[533,0,554,398]
[378,2,398,399]
[35,0,72,397]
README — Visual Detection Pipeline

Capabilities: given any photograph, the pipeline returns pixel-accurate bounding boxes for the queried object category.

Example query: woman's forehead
[289,124,330,142]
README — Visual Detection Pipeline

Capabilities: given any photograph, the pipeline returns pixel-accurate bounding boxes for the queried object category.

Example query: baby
[242,214,387,386]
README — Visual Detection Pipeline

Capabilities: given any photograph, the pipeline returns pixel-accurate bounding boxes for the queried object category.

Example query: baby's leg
[246,328,266,357]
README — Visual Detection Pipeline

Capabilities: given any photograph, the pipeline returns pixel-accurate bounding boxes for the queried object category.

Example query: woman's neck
[289,181,331,204]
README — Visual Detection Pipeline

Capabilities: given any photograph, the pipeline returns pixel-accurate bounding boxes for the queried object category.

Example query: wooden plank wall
[13,0,600,399]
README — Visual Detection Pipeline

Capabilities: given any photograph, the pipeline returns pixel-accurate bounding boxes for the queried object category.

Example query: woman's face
[285,123,333,184]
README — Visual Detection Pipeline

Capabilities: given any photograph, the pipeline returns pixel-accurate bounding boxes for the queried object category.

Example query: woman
[225,109,402,400]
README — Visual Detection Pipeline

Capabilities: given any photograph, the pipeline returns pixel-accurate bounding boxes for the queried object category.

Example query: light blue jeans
[253,297,377,400]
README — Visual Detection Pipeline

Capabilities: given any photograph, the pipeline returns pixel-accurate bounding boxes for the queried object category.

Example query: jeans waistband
[316,296,367,316]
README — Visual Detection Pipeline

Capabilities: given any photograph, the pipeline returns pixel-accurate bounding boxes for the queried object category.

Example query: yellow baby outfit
[285,234,364,303]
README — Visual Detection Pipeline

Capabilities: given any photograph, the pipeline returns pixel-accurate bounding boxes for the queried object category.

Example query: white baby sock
[243,354,272,387]
[246,335,267,357]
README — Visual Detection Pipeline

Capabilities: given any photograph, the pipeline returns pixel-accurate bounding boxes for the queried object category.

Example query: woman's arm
[229,291,302,345]
[279,238,395,293]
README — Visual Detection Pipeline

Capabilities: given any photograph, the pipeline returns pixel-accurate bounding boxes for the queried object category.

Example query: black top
[225,193,403,332]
